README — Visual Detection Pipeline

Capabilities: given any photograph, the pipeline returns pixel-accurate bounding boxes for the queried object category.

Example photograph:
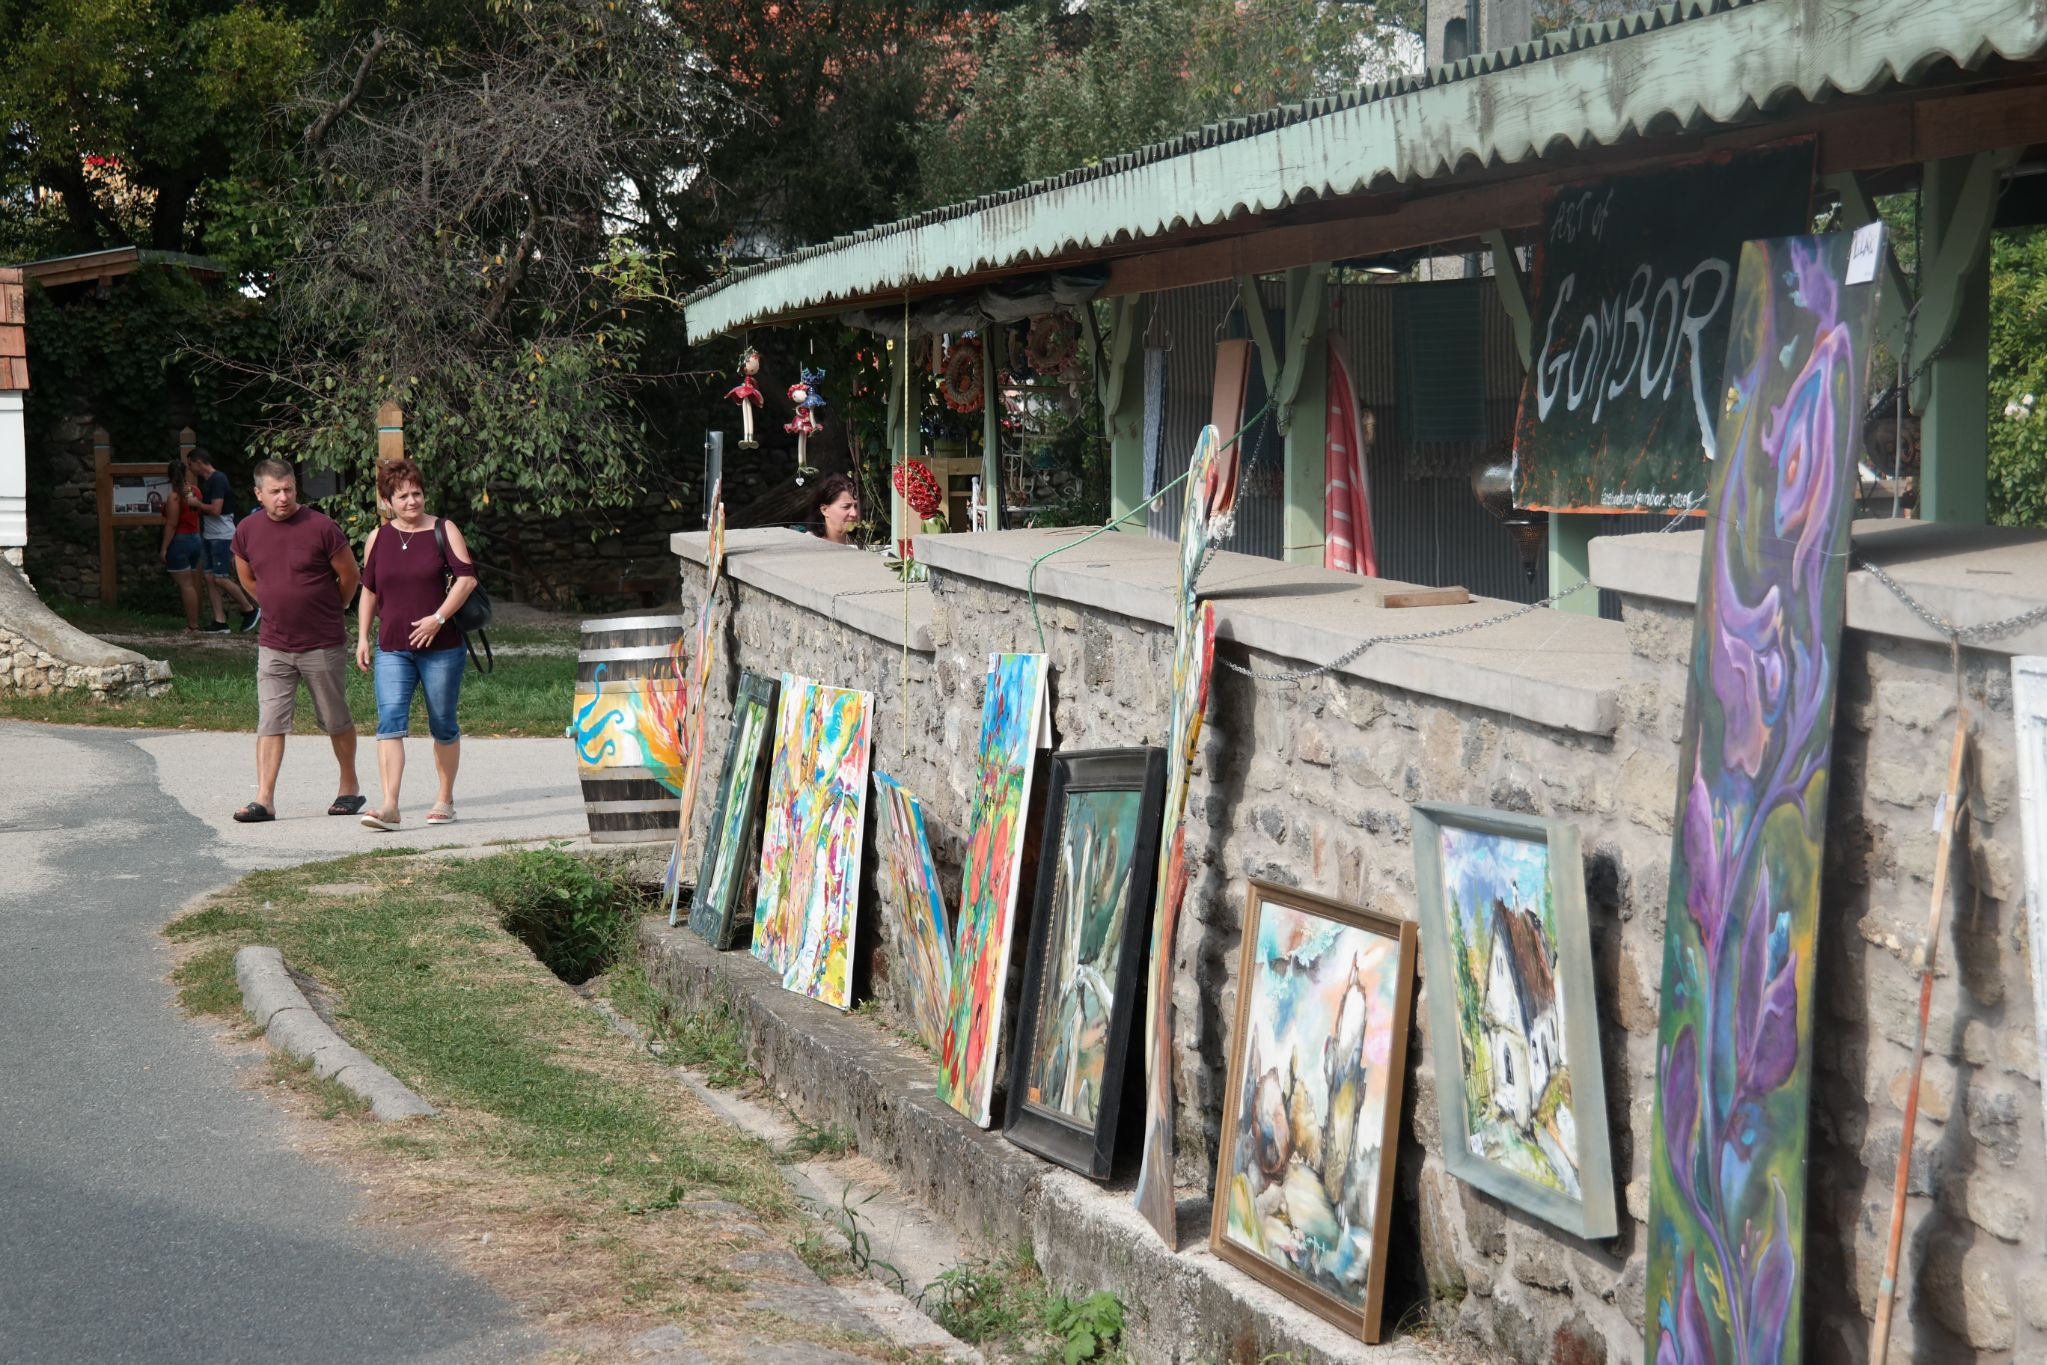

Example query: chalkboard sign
[1511,141,1815,514]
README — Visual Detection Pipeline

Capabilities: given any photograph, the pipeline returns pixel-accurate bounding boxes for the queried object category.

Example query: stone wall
[24,412,179,608]
[672,537,2046,1365]
[0,557,170,698]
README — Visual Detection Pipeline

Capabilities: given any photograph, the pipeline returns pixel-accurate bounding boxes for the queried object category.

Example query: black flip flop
[233,802,275,823]
[327,794,368,816]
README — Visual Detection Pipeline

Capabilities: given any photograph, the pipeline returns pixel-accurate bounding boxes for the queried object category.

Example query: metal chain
[1856,556,2047,644]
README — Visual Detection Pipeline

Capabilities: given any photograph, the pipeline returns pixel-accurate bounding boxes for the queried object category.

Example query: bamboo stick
[1869,705,1970,1362]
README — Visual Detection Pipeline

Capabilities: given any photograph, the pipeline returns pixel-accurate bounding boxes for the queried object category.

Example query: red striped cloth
[1324,336,1379,577]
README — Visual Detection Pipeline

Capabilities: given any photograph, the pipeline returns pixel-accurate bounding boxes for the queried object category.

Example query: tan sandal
[360,809,401,832]
[426,803,456,825]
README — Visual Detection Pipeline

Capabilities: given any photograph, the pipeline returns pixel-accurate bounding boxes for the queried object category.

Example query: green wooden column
[981,321,1006,531]
[885,331,911,547]
[1484,228,1597,613]
[1239,264,1331,566]
[1100,295,1150,530]
[1548,517,1597,613]
[1917,152,2013,524]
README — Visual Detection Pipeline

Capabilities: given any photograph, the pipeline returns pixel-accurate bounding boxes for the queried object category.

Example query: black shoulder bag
[434,519,494,674]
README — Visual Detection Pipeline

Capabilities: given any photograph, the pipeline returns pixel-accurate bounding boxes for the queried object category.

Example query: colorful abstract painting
[666,488,727,921]
[938,652,1051,1126]
[572,657,685,789]
[689,670,780,950]
[1133,422,1238,1246]
[1411,803,1616,1238]
[1210,882,1416,1342]
[751,674,874,1010]
[872,771,954,1053]
[1645,229,1883,1365]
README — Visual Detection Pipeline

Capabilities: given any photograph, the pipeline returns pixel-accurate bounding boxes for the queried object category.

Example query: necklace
[394,518,428,551]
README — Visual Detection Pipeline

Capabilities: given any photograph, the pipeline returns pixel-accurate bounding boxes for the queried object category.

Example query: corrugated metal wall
[1140,277,1547,603]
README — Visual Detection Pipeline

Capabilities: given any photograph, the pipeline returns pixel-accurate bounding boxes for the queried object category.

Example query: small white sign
[1847,222,1884,286]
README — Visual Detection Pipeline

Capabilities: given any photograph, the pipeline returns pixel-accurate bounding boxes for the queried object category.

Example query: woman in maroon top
[354,458,477,830]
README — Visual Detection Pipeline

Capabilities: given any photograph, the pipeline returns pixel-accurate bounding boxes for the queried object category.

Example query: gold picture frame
[1209,880,1417,1342]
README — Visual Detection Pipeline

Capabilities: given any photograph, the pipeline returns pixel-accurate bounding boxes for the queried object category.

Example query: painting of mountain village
[1438,825,1581,1199]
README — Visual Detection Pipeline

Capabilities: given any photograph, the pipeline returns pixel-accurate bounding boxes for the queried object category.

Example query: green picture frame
[689,670,780,949]
[1410,801,1617,1240]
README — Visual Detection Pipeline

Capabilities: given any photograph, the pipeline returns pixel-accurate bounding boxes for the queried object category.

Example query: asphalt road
[0,721,588,1363]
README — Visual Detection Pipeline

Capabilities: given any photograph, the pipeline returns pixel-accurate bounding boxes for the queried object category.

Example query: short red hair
[376,457,423,500]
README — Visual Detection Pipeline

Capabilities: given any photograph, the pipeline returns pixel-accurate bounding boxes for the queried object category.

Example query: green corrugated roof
[683,0,2047,340]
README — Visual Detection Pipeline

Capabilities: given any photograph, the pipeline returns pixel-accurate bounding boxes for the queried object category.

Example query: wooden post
[1917,151,2013,525]
[981,322,1006,532]
[885,336,909,549]
[1101,295,1150,530]
[377,401,404,464]
[1549,517,1598,615]
[1276,264,1330,566]
[177,426,195,461]
[94,427,115,603]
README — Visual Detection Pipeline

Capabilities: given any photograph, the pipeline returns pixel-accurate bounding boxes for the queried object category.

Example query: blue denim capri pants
[373,647,464,744]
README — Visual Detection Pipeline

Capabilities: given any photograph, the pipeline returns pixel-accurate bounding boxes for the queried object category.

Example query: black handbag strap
[465,630,493,675]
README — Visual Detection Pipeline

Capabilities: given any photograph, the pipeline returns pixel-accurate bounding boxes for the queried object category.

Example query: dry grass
[164,849,926,1363]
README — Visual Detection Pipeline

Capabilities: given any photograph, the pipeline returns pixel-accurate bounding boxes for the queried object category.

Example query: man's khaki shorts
[256,646,355,737]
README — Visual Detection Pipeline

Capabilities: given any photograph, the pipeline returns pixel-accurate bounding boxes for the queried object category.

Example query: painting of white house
[1439,825,1580,1199]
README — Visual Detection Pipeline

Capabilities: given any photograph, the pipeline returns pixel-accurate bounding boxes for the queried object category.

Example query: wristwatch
[433,612,446,625]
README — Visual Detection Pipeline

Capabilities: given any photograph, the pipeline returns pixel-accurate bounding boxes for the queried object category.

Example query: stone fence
[667,519,2047,1364]
[0,554,169,698]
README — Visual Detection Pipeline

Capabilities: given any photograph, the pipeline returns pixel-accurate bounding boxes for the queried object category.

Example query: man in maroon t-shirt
[228,459,365,822]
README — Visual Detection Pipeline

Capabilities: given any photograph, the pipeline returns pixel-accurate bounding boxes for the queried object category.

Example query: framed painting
[689,670,780,950]
[1211,880,1416,1343]
[750,673,874,1010]
[1410,802,1617,1239]
[872,771,954,1054]
[939,652,1052,1127]
[1004,748,1167,1178]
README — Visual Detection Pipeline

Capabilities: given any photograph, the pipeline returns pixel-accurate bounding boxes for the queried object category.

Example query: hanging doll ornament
[784,366,827,479]
[726,347,764,449]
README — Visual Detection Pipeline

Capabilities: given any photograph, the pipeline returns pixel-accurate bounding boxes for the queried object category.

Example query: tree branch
[475,165,542,335]
[304,29,394,151]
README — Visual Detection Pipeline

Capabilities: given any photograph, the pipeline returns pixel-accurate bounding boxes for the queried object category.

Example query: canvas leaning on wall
[1410,802,1617,1239]
[1210,880,1416,1343]
[750,673,874,1010]
[1004,747,1166,1178]
[689,670,781,950]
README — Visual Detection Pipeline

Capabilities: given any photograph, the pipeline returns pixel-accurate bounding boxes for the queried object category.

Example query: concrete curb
[234,946,436,1121]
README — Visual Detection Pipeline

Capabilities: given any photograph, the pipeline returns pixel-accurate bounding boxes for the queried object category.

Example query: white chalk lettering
[1536,273,1577,421]
[1532,255,1734,455]
[1678,258,1731,459]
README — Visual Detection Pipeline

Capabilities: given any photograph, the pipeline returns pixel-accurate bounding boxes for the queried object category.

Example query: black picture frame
[689,670,781,949]
[1003,747,1166,1178]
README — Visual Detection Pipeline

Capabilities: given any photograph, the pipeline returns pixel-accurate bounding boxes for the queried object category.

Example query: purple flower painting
[1644,231,1883,1365]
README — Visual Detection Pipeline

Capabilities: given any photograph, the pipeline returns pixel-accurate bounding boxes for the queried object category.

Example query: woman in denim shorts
[158,461,205,632]
[353,457,478,830]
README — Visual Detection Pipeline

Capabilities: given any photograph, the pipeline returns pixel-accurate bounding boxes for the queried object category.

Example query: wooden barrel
[574,615,690,843]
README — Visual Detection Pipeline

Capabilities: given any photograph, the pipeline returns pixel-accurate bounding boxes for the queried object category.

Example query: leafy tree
[0,0,314,257]
[916,0,1420,210]
[663,0,990,258]
[200,1,724,536]
[1989,227,2047,528]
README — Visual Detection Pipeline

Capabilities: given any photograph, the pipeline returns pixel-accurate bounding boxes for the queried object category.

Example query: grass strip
[4,600,575,736]
[161,847,902,1351]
